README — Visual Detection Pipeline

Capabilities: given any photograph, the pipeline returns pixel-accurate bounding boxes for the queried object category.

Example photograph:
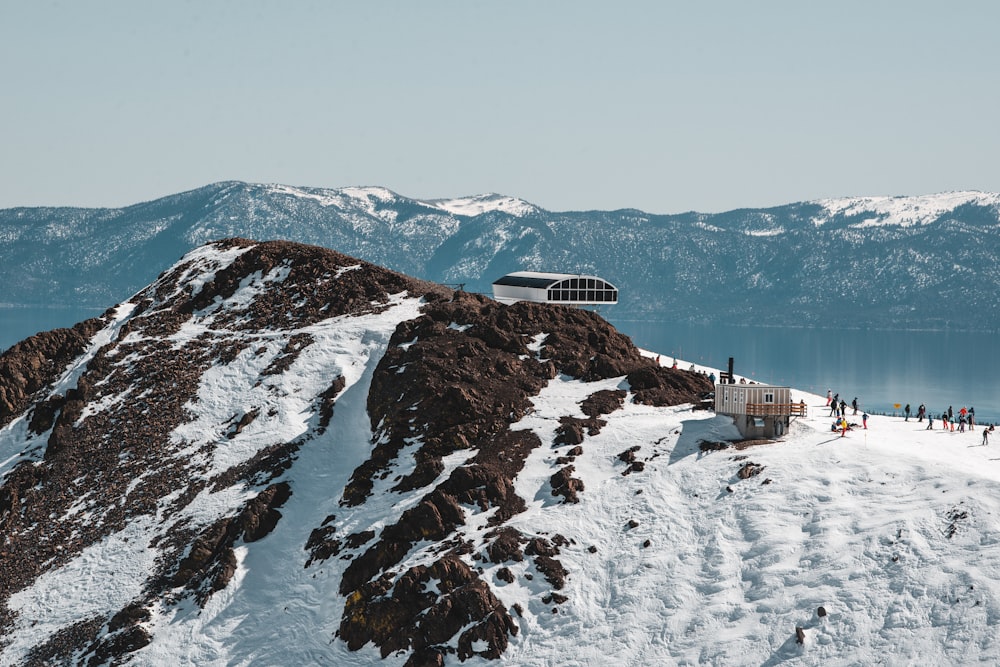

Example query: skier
[826,389,832,406]
[852,397,859,415]
[862,412,869,429]
[904,404,911,421]
[983,425,992,446]
[917,404,925,422]
[969,406,975,430]
[926,412,933,430]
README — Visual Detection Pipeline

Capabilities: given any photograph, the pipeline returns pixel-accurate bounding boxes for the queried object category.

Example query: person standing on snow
[852,397,859,415]
[904,404,911,421]
[917,404,926,422]
[969,406,976,430]
[840,399,848,418]
[983,425,991,446]
[826,389,832,406]
[926,412,934,430]
[863,412,869,429]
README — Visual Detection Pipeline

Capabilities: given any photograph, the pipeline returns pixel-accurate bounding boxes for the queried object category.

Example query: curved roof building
[491,271,618,306]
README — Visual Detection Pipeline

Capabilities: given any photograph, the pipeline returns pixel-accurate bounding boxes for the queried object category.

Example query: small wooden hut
[715,382,806,439]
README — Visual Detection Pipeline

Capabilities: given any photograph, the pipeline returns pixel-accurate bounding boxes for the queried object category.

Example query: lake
[609,318,1000,426]
[3,306,999,426]
[1,305,106,352]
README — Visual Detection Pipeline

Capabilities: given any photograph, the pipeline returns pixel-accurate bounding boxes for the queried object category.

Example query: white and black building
[491,272,619,306]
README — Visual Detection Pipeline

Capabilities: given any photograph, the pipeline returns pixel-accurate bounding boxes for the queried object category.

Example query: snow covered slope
[2,239,1000,666]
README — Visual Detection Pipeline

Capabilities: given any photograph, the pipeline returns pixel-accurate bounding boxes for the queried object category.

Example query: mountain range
[3,182,1000,332]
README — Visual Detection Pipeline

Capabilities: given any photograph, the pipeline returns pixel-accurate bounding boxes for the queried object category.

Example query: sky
[3,0,999,214]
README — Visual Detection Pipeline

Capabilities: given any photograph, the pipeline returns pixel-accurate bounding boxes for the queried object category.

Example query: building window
[764,392,774,403]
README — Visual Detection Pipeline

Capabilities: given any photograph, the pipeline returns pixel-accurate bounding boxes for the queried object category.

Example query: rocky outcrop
[0,317,106,428]
[1,238,714,665]
[322,293,687,663]
[627,365,712,407]
[0,239,445,664]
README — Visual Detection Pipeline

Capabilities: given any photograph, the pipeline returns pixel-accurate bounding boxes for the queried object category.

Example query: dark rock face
[0,317,106,428]
[627,365,713,407]
[0,237,714,665]
[0,239,445,664]
[550,465,585,504]
[318,293,689,663]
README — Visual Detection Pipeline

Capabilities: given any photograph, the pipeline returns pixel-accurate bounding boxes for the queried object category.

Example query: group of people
[826,390,869,435]
[915,403,974,431]
[911,403,997,444]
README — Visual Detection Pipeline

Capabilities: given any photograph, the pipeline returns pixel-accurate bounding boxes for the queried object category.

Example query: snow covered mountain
[4,239,1000,666]
[3,183,1000,332]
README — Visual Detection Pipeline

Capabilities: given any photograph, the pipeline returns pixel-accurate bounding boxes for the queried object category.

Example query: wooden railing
[745,402,808,417]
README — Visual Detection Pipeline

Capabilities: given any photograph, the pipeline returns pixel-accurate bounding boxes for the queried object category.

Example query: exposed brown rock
[0,237,717,665]
[737,462,765,479]
[339,555,517,661]
[0,316,106,429]
[580,389,627,417]
[485,526,526,564]
[627,365,713,407]
[618,445,641,463]
[0,239,449,659]
[550,465,585,504]
[554,416,606,446]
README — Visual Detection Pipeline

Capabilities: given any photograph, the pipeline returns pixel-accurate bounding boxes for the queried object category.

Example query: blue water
[609,318,1000,426]
[0,306,105,352]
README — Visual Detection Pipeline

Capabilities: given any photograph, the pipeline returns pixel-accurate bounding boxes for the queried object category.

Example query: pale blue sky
[3,1,998,213]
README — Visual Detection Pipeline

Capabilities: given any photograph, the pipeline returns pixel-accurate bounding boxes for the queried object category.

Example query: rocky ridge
[0,238,710,665]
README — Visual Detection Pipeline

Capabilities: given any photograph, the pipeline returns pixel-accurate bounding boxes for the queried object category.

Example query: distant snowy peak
[814,191,1000,228]
[423,193,539,218]
[262,184,538,219]
[265,184,401,211]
